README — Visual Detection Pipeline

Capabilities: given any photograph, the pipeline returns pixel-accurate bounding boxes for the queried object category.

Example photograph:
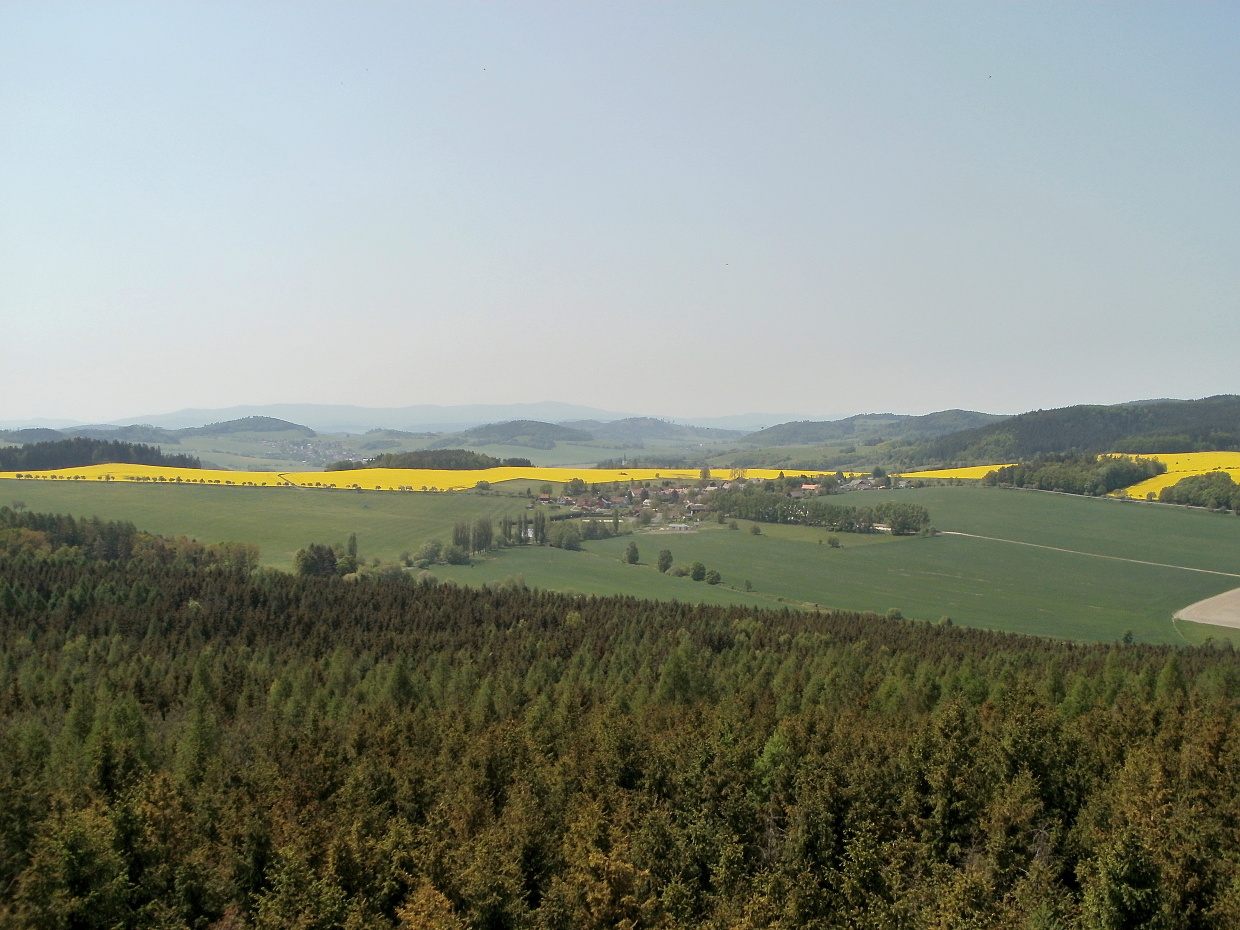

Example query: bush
[705,570,722,585]
[443,545,470,565]
[547,522,582,551]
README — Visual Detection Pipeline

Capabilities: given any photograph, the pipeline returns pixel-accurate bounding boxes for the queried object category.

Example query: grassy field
[881,486,1240,575]
[1,481,524,571]
[6,481,1239,645]
[575,523,1232,644]
[429,545,779,610]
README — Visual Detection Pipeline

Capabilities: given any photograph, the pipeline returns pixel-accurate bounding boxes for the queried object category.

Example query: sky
[2,2,1237,425]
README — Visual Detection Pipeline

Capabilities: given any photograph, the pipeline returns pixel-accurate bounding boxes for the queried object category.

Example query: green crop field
[6,480,1239,645]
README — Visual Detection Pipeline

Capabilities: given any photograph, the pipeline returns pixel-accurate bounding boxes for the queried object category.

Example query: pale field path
[938,531,1240,579]
[1175,587,1240,630]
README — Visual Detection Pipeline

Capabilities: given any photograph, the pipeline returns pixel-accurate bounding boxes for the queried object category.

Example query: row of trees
[0,437,201,471]
[981,454,1166,496]
[712,488,931,534]
[4,519,1240,926]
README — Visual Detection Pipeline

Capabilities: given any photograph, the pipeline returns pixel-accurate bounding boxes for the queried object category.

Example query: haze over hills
[4,397,1237,473]
[92,403,827,434]
[0,417,317,447]
[0,403,835,435]
[564,418,748,443]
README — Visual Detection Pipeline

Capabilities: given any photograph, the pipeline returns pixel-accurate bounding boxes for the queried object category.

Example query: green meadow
[5,479,1239,645]
[1,481,514,572]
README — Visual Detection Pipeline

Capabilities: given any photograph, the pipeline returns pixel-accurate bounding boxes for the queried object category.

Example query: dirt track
[1176,588,1240,630]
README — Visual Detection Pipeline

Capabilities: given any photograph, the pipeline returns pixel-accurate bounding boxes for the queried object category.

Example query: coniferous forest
[4,509,1240,927]
[0,438,202,473]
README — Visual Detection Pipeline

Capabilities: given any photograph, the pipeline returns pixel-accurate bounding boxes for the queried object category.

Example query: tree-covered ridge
[568,417,746,443]
[8,512,1240,926]
[910,395,1240,465]
[176,416,316,438]
[981,454,1166,497]
[0,437,201,472]
[431,420,594,450]
[743,409,1006,446]
[326,449,534,471]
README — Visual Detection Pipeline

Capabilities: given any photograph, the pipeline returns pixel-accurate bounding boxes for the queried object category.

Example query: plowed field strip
[1175,588,1240,629]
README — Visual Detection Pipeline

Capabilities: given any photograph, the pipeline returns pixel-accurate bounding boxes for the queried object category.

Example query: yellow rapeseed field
[1107,452,1240,499]
[0,463,852,492]
[7,454,1233,497]
[898,453,1240,494]
[896,464,1014,480]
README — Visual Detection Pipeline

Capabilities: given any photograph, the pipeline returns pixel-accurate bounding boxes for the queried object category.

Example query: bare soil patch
[1176,587,1240,629]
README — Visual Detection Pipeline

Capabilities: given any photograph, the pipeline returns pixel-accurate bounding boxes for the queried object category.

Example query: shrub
[443,545,470,565]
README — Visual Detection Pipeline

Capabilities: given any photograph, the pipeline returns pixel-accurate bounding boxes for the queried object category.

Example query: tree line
[981,454,1166,496]
[1159,472,1240,512]
[0,505,256,569]
[326,449,534,471]
[0,437,201,472]
[711,486,931,534]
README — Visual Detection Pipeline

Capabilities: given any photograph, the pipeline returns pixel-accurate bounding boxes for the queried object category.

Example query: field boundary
[939,531,1240,578]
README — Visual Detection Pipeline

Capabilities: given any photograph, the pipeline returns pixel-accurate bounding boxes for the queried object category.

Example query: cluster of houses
[529,472,903,524]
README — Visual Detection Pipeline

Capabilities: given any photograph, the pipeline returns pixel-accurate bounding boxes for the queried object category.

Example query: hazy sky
[2,2,1237,423]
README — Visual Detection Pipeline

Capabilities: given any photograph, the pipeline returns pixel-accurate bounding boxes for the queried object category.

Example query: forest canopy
[4,507,1240,927]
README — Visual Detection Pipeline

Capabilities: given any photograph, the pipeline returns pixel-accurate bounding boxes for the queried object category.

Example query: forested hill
[177,415,316,438]
[743,409,1005,446]
[564,417,747,442]
[0,436,201,471]
[431,419,594,450]
[906,394,1240,465]
[5,508,1240,926]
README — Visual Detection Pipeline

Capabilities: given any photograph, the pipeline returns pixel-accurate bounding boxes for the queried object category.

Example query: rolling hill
[907,395,1240,465]
[742,409,1006,446]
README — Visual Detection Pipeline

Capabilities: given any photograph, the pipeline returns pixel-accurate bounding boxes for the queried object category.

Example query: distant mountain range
[6,397,1236,466]
[0,417,316,446]
[0,403,835,435]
